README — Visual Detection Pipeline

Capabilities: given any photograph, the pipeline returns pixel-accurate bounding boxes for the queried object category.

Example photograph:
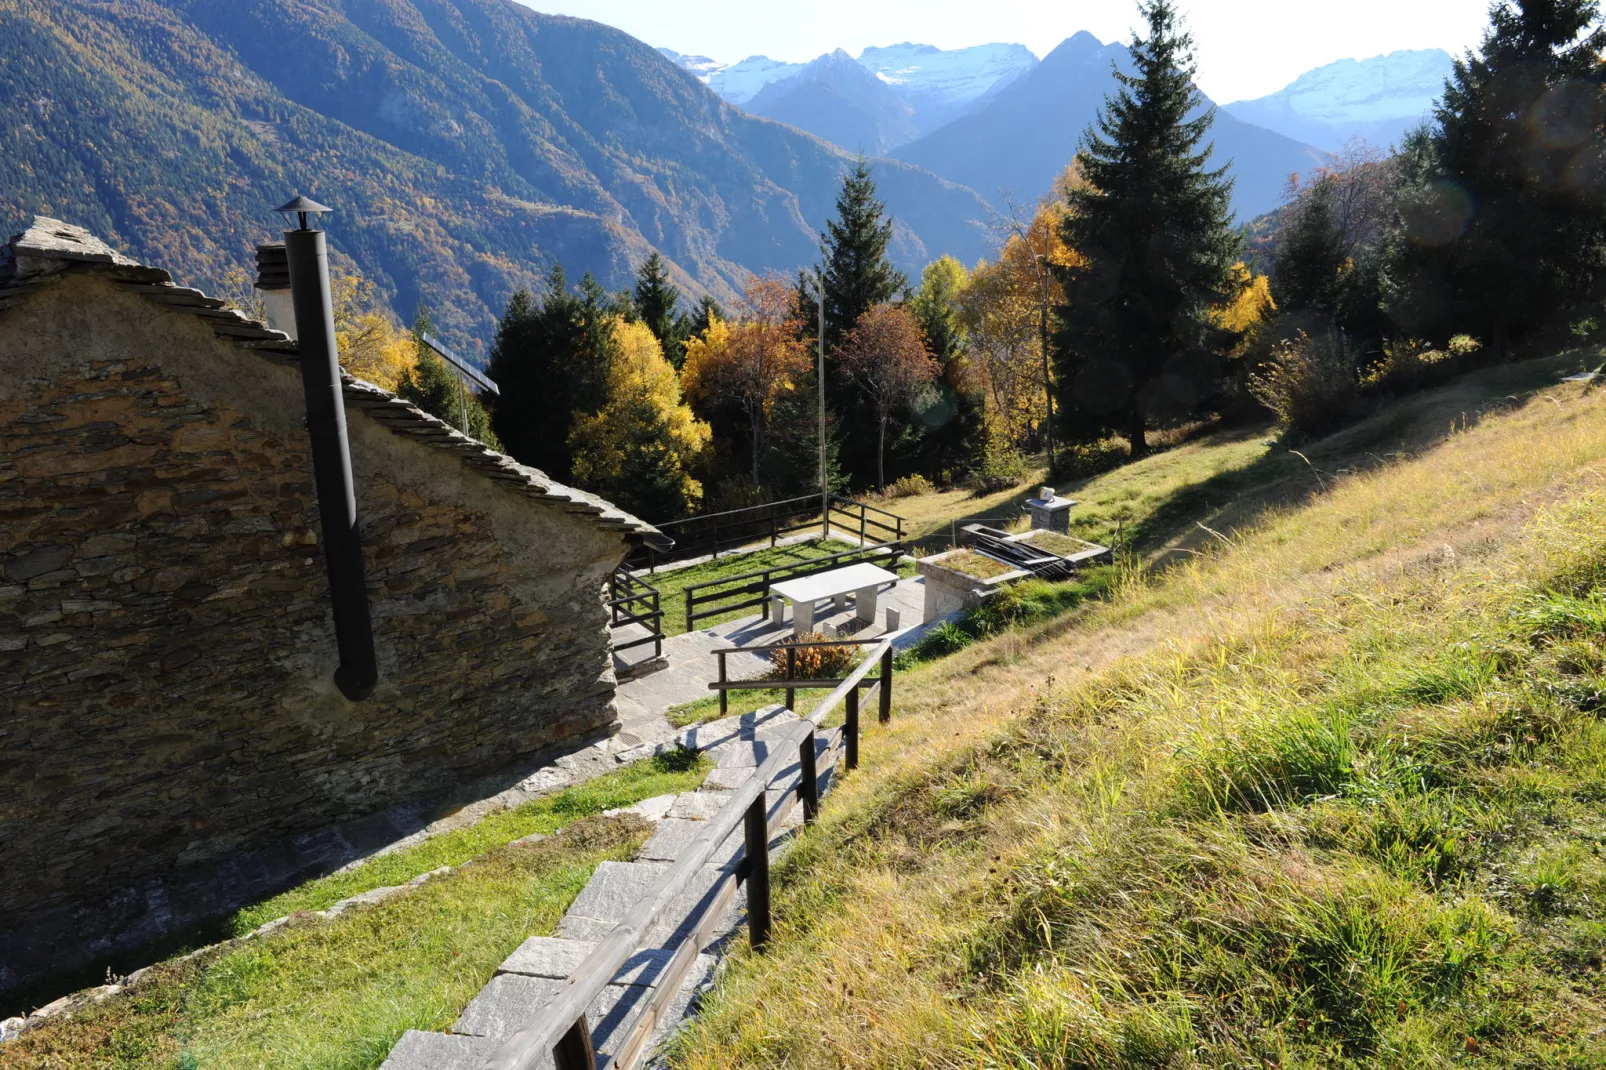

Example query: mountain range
[2,0,1461,355]
[0,0,991,354]
[1222,49,1455,152]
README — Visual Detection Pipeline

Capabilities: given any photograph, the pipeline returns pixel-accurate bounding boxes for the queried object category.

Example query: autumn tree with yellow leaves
[569,319,712,521]
[680,277,811,486]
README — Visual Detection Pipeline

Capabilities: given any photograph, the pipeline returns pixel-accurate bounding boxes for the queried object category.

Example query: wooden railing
[710,636,893,720]
[626,495,908,572]
[607,565,663,660]
[627,495,822,571]
[681,541,905,633]
[475,635,896,1070]
[826,495,905,548]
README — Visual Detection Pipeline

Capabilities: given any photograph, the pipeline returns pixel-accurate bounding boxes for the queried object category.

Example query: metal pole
[457,374,468,436]
[817,270,828,542]
[284,223,377,702]
[1035,253,1057,476]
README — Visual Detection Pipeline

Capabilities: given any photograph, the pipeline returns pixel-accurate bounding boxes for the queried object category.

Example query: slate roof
[0,217,664,545]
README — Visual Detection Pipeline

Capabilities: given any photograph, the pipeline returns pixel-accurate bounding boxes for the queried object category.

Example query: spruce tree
[634,252,685,366]
[1426,0,1606,354]
[1051,0,1238,457]
[486,266,619,481]
[821,161,906,348]
[1272,176,1347,317]
[802,160,909,486]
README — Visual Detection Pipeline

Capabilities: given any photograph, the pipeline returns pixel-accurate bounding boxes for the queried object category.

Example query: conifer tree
[798,160,910,486]
[1272,176,1347,317]
[634,252,685,366]
[1051,0,1238,457]
[1422,0,1606,354]
[803,160,908,351]
[486,266,619,481]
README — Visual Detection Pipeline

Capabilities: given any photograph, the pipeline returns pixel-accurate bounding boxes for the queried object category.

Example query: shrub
[883,474,935,500]
[969,449,1028,495]
[769,632,858,679]
[1249,328,1366,439]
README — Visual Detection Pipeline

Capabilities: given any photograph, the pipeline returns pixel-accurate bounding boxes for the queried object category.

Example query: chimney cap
[275,195,333,231]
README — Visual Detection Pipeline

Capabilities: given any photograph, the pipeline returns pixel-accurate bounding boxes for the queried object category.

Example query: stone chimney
[254,242,295,339]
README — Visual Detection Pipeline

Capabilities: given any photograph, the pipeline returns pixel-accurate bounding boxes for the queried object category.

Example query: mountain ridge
[0,0,992,354]
[893,31,1328,222]
[1222,49,1454,151]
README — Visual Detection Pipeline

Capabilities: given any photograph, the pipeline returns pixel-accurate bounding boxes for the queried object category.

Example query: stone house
[0,218,658,997]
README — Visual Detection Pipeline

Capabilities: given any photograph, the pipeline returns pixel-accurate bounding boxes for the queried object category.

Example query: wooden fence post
[799,727,819,823]
[845,686,859,770]
[552,1017,597,1070]
[744,795,771,950]
[785,647,796,712]
[718,652,728,717]
[879,646,893,723]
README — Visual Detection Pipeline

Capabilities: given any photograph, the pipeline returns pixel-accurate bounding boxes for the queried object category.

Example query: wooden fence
[606,565,664,660]
[681,541,905,633]
[627,495,908,572]
[474,635,897,1070]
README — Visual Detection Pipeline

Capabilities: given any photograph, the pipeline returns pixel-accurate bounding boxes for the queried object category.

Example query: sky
[516,0,1492,103]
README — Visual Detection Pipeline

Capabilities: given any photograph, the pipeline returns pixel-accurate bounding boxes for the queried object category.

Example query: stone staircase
[382,705,820,1070]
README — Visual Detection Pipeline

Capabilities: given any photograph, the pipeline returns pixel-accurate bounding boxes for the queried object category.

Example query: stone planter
[916,550,1030,621]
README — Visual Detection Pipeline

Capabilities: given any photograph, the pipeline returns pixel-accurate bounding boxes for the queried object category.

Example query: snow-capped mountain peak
[1222,49,1455,151]
[858,42,1038,109]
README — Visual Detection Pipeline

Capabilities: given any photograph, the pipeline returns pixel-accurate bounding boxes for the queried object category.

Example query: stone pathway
[382,706,817,1070]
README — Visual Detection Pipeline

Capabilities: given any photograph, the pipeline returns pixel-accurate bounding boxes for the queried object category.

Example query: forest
[321,0,1606,528]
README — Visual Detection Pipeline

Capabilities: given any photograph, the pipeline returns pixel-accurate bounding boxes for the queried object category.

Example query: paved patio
[611,575,933,741]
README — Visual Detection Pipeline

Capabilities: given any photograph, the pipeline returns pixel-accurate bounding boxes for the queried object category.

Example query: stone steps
[380,705,823,1070]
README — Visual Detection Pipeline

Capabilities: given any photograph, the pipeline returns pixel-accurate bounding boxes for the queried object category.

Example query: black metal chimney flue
[278,196,378,701]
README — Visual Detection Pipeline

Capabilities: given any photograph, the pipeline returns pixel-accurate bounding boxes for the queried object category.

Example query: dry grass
[667,350,1606,1069]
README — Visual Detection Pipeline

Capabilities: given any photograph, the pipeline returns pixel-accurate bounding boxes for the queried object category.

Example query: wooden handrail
[709,635,894,654]
[475,719,816,1070]
[479,631,897,1070]
[806,637,893,727]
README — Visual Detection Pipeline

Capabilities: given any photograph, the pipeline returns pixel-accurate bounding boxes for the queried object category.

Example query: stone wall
[0,275,629,994]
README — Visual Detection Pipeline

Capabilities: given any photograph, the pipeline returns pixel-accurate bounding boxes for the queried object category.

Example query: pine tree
[804,160,908,351]
[634,252,685,366]
[486,266,619,481]
[799,160,910,487]
[1423,0,1606,354]
[1051,0,1239,457]
[1272,176,1347,317]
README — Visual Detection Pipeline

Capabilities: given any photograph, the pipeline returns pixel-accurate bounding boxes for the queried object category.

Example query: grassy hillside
[668,350,1606,1068]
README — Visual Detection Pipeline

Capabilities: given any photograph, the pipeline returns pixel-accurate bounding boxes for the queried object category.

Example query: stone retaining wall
[0,275,628,996]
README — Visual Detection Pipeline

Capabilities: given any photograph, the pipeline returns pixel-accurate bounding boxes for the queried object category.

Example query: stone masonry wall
[0,276,628,993]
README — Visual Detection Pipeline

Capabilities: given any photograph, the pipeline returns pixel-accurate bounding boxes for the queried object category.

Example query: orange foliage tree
[837,304,940,490]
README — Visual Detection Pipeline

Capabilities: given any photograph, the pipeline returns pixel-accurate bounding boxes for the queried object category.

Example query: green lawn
[7,753,708,1070]
[232,750,709,931]
[643,538,912,636]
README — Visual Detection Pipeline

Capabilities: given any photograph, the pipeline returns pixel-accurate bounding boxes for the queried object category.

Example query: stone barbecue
[0,218,658,998]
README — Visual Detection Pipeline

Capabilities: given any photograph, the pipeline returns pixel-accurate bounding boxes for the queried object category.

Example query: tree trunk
[1128,407,1147,460]
[877,415,887,491]
[751,417,761,487]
